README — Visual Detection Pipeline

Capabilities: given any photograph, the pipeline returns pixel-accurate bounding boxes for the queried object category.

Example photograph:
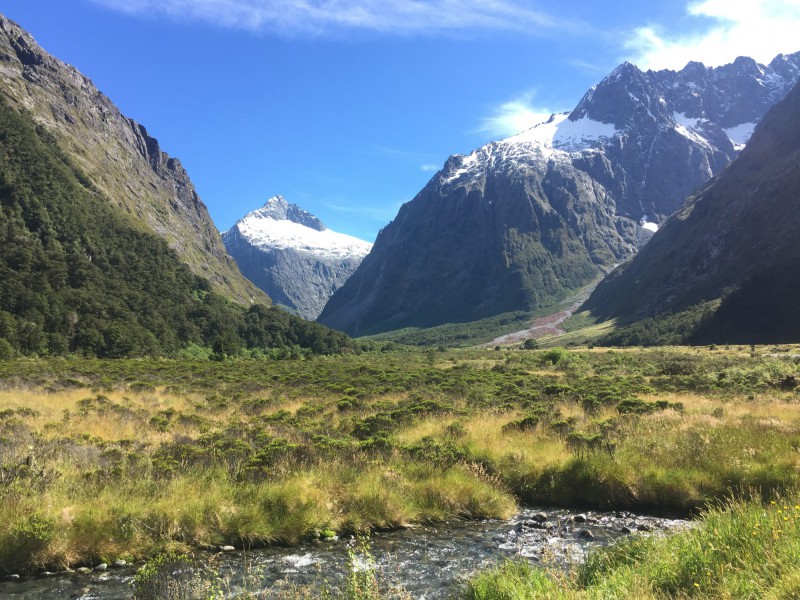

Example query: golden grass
[393,416,452,445]
[462,412,572,470]
[639,391,800,424]
[2,347,800,574]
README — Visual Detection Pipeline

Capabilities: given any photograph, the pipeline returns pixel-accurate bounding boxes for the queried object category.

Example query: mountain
[0,15,355,358]
[0,95,354,358]
[583,78,800,344]
[0,14,264,305]
[222,196,372,320]
[319,53,800,336]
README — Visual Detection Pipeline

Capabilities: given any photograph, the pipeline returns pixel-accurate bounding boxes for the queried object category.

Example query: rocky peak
[257,195,326,231]
[770,53,800,80]
[223,198,371,320]
[319,52,800,336]
[569,61,666,128]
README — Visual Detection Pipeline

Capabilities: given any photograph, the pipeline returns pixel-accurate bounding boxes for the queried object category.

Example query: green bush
[0,513,54,573]
[131,552,200,600]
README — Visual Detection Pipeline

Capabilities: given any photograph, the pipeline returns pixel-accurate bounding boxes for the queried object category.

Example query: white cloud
[420,164,439,172]
[477,93,554,139]
[88,0,567,35]
[626,0,800,70]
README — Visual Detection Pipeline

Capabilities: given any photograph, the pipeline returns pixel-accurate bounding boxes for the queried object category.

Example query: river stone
[621,526,633,534]
[5,574,19,581]
[637,523,653,532]
[573,514,588,523]
[42,571,56,577]
[531,512,548,523]
[94,563,108,572]
[219,545,235,552]
[578,529,594,539]
[112,559,128,568]
[76,567,92,574]
[322,535,339,542]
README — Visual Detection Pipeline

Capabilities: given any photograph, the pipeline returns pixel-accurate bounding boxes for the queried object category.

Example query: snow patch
[231,207,372,261]
[641,221,659,233]
[439,113,618,185]
[506,113,619,154]
[640,216,659,232]
[724,122,756,151]
[673,112,701,129]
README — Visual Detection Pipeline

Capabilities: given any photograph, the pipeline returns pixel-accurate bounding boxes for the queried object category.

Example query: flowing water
[0,507,685,599]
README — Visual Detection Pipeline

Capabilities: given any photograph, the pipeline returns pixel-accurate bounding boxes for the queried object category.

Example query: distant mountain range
[223,196,371,320]
[584,76,800,344]
[319,52,800,337]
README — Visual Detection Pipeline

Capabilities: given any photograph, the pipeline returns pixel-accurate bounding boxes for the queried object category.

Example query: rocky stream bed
[0,507,686,599]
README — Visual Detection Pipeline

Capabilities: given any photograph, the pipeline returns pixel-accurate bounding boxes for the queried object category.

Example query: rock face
[319,53,800,336]
[223,196,372,320]
[0,14,265,305]
[583,79,800,342]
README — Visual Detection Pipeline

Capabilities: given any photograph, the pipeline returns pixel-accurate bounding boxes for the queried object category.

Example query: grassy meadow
[1,345,800,581]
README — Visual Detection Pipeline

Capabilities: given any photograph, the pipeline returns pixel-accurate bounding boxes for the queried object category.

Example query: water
[0,507,685,598]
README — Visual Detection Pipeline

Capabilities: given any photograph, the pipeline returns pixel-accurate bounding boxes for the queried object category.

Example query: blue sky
[2,1,799,241]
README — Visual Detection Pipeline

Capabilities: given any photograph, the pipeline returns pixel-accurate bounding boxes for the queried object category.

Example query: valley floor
[484,284,597,346]
[0,345,799,596]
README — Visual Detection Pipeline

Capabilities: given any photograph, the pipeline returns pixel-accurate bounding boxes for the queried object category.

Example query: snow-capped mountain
[319,53,800,336]
[223,196,372,320]
[584,77,800,343]
[442,54,800,224]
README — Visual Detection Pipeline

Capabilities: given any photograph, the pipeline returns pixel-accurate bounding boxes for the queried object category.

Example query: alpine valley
[5,8,800,600]
[319,52,800,336]
[223,196,372,321]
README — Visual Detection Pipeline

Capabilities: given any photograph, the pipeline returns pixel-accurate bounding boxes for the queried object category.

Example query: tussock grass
[1,347,800,573]
[462,496,800,599]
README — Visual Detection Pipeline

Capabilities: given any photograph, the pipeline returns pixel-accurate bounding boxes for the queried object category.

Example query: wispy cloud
[88,0,569,35]
[625,0,800,70]
[323,200,403,223]
[420,164,439,172]
[477,92,554,139]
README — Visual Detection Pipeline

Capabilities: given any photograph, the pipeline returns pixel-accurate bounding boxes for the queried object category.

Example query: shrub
[0,513,54,573]
[131,552,200,600]
[0,338,14,360]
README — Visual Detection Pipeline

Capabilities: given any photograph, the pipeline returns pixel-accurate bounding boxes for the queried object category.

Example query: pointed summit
[222,198,371,320]
[252,195,327,231]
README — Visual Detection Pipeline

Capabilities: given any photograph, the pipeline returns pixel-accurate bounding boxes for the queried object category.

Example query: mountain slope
[319,54,800,337]
[223,196,372,320]
[0,14,265,305]
[583,78,800,343]
[0,97,353,358]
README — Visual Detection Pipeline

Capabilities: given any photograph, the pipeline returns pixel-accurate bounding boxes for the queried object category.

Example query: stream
[0,507,685,599]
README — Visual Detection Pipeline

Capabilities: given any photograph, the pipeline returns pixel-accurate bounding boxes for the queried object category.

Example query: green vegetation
[1,346,799,576]
[461,496,800,599]
[595,301,720,347]
[0,98,351,358]
[365,310,540,347]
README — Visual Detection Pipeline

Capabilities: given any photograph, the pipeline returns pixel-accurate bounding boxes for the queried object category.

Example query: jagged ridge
[584,78,800,343]
[319,53,800,336]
